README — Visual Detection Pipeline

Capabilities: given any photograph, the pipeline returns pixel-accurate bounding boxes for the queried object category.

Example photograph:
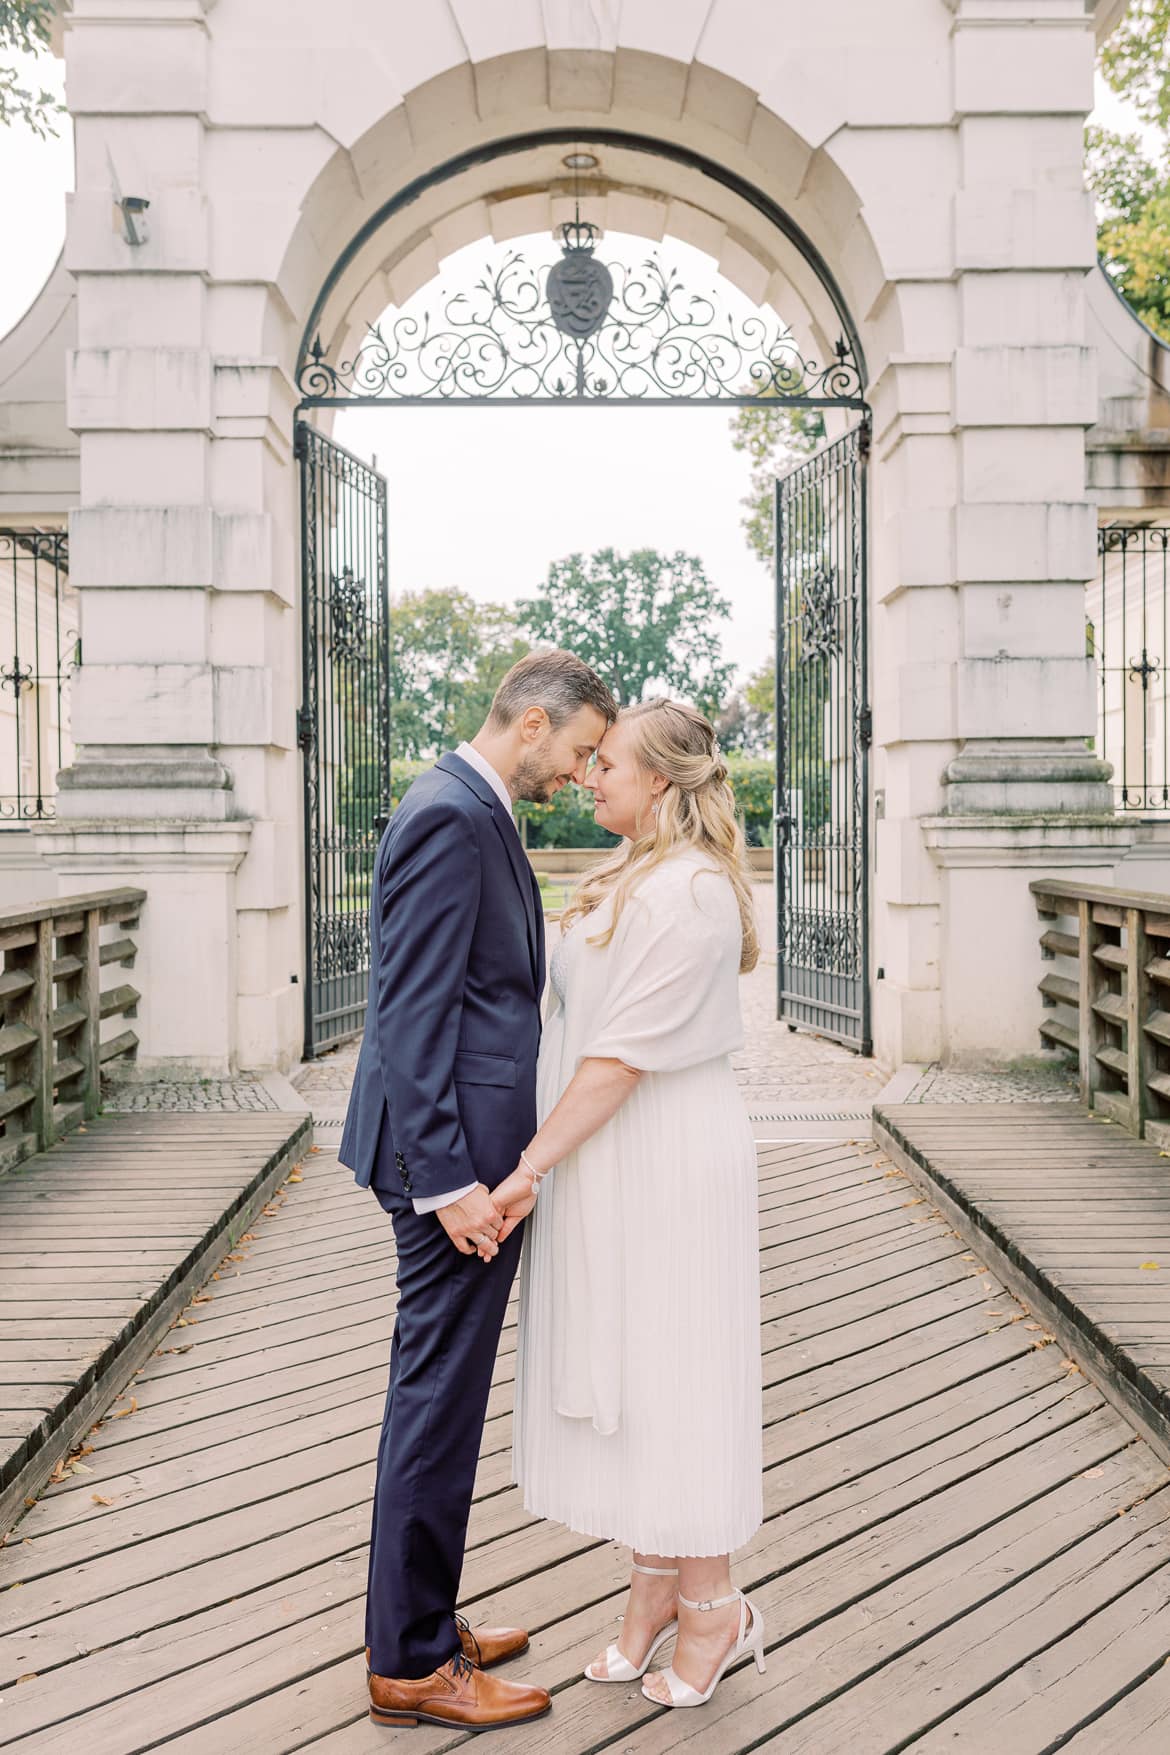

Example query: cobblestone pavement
[101,1077,280,1112]
[901,1062,1078,1104]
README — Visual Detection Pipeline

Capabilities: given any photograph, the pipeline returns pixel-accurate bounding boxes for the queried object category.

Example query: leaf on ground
[1061,1358,1081,1373]
[240,1233,256,1243]
[286,1172,303,1184]
[23,1497,36,1509]
[902,1197,925,1207]
[1024,1322,1042,1330]
[69,1460,91,1474]
[982,1281,994,1291]
[91,1493,114,1506]
[191,1295,213,1304]
[1082,1467,1105,1478]
[15,1672,36,1682]
[226,1253,247,1262]
[111,1396,138,1418]
[1140,1261,1161,1271]
[176,1343,194,1354]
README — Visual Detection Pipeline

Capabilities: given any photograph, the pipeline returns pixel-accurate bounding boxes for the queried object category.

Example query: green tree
[1100,0,1170,132]
[1089,3,1170,340]
[2,2,61,136]
[728,402,824,570]
[390,587,527,758]
[517,547,734,719]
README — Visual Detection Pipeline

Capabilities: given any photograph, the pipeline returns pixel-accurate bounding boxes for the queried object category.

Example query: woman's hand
[492,1166,539,1243]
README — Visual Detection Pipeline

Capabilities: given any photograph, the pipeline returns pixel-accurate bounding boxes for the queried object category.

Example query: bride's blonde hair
[559,697,760,974]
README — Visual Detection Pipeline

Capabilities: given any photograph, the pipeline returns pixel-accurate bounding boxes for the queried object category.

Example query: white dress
[512,850,764,1558]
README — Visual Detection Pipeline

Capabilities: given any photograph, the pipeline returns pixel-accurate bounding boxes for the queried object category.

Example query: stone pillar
[920,0,1131,1063]
[36,0,299,1073]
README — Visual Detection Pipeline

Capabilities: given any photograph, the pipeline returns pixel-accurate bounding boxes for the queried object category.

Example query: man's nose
[571,754,591,784]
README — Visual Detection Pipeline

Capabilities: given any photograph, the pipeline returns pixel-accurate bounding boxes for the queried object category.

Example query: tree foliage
[1,1,61,136]
[390,588,527,758]
[1100,0,1170,132]
[728,402,824,570]
[517,547,734,719]
[1089,4,1170,340]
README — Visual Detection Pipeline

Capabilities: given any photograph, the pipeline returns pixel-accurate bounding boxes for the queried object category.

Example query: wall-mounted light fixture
[106,148,150,246]
[117,194,150,246]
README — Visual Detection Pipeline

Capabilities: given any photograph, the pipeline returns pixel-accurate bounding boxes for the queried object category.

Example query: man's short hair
[488,649,618,731]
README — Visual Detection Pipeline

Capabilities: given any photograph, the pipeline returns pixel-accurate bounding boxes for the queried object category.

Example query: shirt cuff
[412,1181,477,1215]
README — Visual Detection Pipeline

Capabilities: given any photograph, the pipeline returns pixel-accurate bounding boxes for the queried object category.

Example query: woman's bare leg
[588,1550,678,1679]
[643,1554,739,1702]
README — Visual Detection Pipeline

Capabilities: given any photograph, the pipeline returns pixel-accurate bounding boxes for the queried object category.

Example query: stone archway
[43,11,1119,1077]
[288,129,875,1058]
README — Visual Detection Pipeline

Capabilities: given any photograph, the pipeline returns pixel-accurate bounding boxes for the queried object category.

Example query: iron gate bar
[297,424,390,1057]
[774,422,870,1053]
[0,529,74,823]
[1095,524,1170,813]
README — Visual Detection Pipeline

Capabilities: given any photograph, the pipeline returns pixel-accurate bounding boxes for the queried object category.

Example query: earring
[651,798,660,819]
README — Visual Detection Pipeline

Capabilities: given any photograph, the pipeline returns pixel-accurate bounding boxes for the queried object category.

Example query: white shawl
[537,851,746,1436]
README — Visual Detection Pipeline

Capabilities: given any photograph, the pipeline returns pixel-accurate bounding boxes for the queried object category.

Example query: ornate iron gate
[774,423,871,1051]
[297,424,391,1056]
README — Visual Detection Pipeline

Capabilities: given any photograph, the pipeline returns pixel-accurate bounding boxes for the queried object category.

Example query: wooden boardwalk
[0,1112,311,1533]
[2,1132,1170,1751]
[877,1103,1170,1465]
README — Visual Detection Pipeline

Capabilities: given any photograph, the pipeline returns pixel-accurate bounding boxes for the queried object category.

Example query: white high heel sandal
[583,1563,679,1683]
[641,1587,766,1708]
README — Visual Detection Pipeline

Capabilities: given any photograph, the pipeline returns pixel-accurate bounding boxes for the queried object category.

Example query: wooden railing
[1032,876,1170,1144]
[0,887,146,1173]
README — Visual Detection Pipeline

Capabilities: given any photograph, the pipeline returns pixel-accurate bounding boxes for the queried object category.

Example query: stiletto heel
[641,1588,766,1708]
[584,1563,679,1684]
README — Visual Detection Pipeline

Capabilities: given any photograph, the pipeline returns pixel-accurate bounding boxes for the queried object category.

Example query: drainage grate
[750,1109,872,1122]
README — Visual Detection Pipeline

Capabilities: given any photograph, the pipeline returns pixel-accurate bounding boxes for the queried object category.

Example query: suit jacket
[338,751,547,1204]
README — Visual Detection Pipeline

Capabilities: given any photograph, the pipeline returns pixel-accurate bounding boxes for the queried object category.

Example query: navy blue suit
[339,751,545,1680]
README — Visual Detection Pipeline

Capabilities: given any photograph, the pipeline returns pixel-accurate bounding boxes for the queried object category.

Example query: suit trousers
[365,1185,524,1679]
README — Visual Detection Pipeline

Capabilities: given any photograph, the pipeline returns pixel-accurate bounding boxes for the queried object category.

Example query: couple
[339,649,765,1731]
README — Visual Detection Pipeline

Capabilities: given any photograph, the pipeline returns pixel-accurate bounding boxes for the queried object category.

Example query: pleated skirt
[512,1051,764,1558]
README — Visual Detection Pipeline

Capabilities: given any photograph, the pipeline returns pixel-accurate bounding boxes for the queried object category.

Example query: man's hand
[491,1167,539,1245]
[437,1183,504,1259]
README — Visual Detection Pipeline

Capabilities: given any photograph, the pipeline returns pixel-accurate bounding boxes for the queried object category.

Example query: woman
[491,698,765,1710]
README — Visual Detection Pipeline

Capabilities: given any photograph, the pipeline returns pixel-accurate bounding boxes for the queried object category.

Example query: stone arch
[264,49,897,413]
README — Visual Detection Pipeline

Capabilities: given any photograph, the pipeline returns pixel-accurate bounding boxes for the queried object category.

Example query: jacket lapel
[490,802,540,995]
[436,752,541,994]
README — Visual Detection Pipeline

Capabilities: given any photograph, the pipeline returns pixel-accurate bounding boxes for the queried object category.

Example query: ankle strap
[679,1588,741,1611]
[632,1562,679,1578]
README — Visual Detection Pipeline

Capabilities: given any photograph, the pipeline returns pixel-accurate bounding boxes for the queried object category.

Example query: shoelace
[454,1613,484,1669]
[450,1647,477,1682]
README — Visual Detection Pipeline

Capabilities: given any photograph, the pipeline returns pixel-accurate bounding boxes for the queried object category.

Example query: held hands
[437,1183,504,1260]
[491,1166,539,1245]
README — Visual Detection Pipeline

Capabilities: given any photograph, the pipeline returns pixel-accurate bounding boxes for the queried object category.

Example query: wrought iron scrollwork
[328,565,370,660]
[798,566,839,663]
[297,231,864,407]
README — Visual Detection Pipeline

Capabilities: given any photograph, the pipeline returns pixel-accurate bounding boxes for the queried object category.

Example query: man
[339,649,617,1731]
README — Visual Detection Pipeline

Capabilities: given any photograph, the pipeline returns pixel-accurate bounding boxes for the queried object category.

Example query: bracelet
[519,1148,547,1192]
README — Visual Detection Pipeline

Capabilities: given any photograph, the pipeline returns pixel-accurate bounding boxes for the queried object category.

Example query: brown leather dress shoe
[365,1619,530,1675]
[368,1649,551,1730]
[456,1613,530,1668]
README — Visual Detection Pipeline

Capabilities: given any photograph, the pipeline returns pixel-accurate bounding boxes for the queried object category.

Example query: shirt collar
[454,741,514,816]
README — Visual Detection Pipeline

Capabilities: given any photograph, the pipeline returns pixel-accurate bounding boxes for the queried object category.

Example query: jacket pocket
[453,1050,518,1088]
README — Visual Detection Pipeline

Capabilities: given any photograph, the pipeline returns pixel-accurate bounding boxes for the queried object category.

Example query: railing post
[1078,897,1095,1110]
[31,916,55,1151]
[1125,907,1148,1137]
[79,903,102,1121]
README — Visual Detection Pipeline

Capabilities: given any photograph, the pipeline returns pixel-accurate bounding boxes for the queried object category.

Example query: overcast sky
[0,48,1154,685]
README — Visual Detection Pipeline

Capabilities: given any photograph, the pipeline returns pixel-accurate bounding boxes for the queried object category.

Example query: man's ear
[519,705,548,742]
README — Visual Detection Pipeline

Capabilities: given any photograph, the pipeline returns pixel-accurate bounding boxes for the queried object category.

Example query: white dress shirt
[411,743,515,1215]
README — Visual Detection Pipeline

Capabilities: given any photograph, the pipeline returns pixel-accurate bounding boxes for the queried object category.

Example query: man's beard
[509,751,562,804]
